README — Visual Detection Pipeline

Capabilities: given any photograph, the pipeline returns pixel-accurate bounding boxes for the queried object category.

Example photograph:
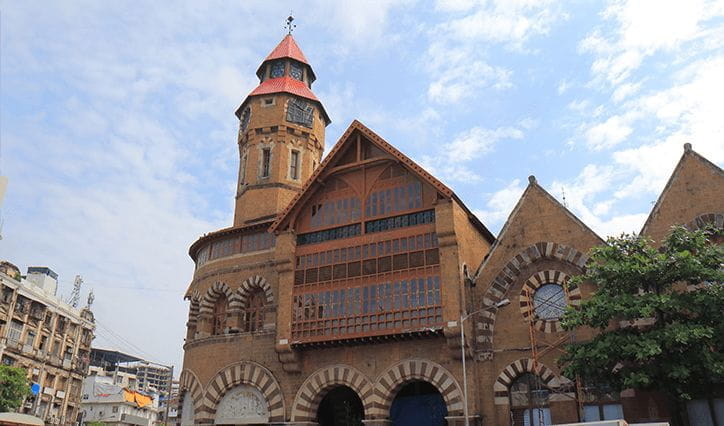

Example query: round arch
[477,242,589,356]
[198,281,233,317]
[686,212,723,231]
[178,369,204,425]
[198,361,285,424]
[186,289,201,328]
[230,275,274,310]
[290,364,374,422]
[371,359,464,419]
[493,358,570,405]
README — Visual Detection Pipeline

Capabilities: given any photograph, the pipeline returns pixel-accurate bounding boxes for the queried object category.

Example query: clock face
[286,98,314,128]
[290,63,303,81]
[239,107,251,135]
[270,61,285,78]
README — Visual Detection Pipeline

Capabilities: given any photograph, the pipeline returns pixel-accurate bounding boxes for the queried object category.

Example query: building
[80,373,160,426]
[177,34,723,425]
[0,262,95,425]
[84,347,174,424]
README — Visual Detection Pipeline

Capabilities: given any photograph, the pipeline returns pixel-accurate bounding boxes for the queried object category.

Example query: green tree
[0,365,31,412]
[559,226,724,424]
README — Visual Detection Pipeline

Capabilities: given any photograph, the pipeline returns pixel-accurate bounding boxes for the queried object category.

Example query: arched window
[243,288,265,332]
[213,295,227,335]
[510,373,551,426]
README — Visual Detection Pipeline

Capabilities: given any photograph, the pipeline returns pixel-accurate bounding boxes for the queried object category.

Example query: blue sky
[1,1,723,370]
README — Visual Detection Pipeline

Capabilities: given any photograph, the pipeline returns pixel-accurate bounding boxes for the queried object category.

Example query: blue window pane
[583,406,601,422]
[603,404,624,420]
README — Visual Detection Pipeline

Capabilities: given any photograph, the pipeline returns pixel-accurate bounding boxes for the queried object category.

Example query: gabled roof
[270,120,495,242]
[641,143,724,236]
[473,175,604,278]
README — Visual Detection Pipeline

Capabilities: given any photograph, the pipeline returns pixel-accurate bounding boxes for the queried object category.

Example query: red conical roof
[265,34,309,64]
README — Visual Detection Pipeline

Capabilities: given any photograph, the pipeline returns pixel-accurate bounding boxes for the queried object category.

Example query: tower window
[270,61,285,78]
[261,148,271,178]
[213,295,227,335]
[290,62,303,81]
[290,150,300,180]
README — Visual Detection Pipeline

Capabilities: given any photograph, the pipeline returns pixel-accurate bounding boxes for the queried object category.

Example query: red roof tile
[248,76,319,101]
[265,34,309,65]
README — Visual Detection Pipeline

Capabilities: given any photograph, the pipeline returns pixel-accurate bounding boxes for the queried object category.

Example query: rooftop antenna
[561,187,568,208]
[69,274,83,308]
[285,13,296,34]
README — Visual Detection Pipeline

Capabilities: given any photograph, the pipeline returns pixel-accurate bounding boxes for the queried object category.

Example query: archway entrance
[390,380,447,426]
[316,385,364,426]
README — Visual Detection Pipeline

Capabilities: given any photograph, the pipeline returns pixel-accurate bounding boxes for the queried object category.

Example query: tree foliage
[0,365,31,412]
[559,226,724,400]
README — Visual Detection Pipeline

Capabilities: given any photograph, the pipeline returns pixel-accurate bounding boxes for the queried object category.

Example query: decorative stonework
[685,212,723,231]
[214,384,269,424]
[518,270,581,333]
[198,361,285,424]
[476,242,589,357]
[199,281,233,317]
[290,364,374,422]
[187,289,201,327]
[370,359,464,419]
[230,275,274,310]
[178,370,203,425]
[493,358,569,405]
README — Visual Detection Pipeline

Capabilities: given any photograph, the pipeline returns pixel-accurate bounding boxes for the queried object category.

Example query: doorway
[390,380,447,426]
[316,385,364,426]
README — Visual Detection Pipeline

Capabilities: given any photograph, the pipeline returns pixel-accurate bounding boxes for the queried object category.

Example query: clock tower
[233,34,330,226]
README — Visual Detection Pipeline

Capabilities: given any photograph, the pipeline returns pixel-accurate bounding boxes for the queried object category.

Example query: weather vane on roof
[285,13,296,34]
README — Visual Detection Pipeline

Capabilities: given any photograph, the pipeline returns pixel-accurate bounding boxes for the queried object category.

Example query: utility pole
[164,365,174,426]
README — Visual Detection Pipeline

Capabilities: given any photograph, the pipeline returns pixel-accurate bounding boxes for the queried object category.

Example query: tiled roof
[265,34,309,64]
[247,76,319,101]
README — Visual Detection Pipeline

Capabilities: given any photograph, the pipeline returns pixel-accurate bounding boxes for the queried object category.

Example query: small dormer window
[270,61,285,78]
[290,62,303,81]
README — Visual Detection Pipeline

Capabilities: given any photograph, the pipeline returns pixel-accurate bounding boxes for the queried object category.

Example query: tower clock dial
[270,61,285,78]
[286,98,314,128]
[239,107,251,135]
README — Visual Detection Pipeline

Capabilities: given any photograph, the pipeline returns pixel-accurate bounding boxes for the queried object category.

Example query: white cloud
[423,0,566,105]
[419,125,524,183]
[584,115,633,150]
[582,0,724,86]
[474,178,526,230]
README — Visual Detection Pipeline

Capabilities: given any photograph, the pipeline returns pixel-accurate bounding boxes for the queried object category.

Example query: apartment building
[0,261,95,425]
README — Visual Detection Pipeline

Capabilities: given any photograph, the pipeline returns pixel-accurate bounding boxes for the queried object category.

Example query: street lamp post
[460,298,510,426]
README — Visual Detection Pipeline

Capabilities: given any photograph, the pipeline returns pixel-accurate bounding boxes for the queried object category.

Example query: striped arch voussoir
[493,359,568,405]
[231,275,274,310]
[178,370,203,419]
[198,281,232,315]
[686,212,724,232]
[291,365,374,422]
[187,290,201,325]
[197,361,285,424]
[519,270,582,333]
[477,242,588,353]
[371,359,464,419]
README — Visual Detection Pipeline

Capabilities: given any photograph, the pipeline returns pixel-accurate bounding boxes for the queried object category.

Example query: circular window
[519,270,582,333]
[532,284,566,320]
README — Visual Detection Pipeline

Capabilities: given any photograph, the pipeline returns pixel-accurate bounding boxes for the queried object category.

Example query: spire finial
[285,13,296,35]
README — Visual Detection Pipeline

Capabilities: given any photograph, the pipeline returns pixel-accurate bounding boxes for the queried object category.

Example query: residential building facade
[177,34,723,425]
[0,263,95,424]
